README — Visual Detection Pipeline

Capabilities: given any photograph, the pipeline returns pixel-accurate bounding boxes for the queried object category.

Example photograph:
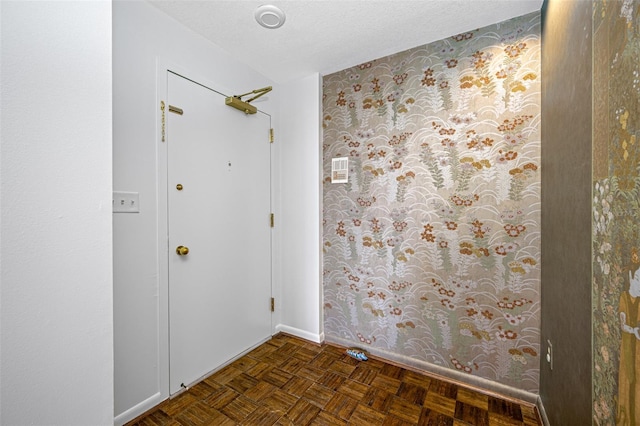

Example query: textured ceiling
[147,0,543,84]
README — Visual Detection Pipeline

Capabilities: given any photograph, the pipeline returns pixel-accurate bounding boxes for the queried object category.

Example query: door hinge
[270,213,274,228]
[271,297,275,312]
[169,105,183,115]
[269,128,274,143]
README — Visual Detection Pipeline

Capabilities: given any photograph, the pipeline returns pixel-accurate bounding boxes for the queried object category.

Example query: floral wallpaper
[592,0,640,424]
[322,13,541,392]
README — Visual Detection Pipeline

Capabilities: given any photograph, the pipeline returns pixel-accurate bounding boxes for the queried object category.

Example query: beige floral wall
[592,0,640,424]
[322,13,541,391]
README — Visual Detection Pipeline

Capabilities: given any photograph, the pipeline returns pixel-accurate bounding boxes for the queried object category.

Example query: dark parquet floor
[127,333,542,426]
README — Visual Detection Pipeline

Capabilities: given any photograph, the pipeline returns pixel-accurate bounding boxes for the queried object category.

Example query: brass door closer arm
[225,86,272,114]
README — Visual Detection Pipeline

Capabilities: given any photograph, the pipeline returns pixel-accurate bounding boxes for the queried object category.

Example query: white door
[167,72,272,394]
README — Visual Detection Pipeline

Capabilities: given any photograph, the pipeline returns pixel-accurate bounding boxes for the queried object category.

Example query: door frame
[155,59,274,400]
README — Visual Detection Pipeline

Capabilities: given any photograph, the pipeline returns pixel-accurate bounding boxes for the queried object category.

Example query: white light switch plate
[113,191,140,213]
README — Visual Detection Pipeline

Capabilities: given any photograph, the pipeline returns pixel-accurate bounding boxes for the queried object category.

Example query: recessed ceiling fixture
[255,5,286,29]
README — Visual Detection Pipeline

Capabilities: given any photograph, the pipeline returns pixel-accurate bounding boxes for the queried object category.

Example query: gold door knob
[176,245,189,256]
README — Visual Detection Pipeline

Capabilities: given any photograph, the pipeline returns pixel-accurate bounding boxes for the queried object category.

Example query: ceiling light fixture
[255,5,286,29]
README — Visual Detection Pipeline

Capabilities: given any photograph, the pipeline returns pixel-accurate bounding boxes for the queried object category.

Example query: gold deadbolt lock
[176,245,189,256]
[176,184,183,191]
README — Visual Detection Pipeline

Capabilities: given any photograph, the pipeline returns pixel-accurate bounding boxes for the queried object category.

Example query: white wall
[276,74,323,342]
[0,1,114,425]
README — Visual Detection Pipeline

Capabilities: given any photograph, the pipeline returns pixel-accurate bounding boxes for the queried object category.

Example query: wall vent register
[331,157,348,183]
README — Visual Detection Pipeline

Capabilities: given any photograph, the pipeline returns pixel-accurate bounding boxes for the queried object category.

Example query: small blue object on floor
[346,348,368,361]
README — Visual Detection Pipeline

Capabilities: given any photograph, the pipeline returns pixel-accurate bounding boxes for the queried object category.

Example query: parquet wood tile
[210,365,244,385]
[292,346,323,363]
[455,387,489,411]
[188,381,218,401]
[328,360,357,377]
[230,357,259,373]
[279,357,305,375]
[419,408,454,426]
[336,379,369,401]
[204,387,239,410]
[242,405,282,425]
[387,396,422,423]
[396,382,428,406]
[297,365,326,382]
[263,368,294,388]
[262,388,298,414]
[227,373,260,394]
[303,383,336,409]
[429,379,459,399]
[361,387,394,412]
[370,374,402,394]
[282,375,314,398]
[402,370,432,388]
[247,341,277,356]
[318,371,347,391]
[174,401,220,426]
[220,396,260,423]
[244,381,278,402]
[360,357,386,370]
[423,392,458,417]
[382,415,416,426]
[310,411,347,426]
[454,402,489,426]
[349,403,386,425]
[135,410,175,426]
[488,397,522,421]
[379,364,406,381]
[160,392,198,417]
[126,334,542,426]
[283,398,321,425]
[349,364,378,385]
[310,353,341,370]
[245,361,274,379]
[521,405,541,426]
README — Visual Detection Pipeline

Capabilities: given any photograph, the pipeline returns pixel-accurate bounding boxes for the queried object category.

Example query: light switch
[113,191,140,213]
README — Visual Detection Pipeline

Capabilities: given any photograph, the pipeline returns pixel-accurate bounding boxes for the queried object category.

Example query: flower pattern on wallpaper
[592,1,640,424]
[322,13,541,391]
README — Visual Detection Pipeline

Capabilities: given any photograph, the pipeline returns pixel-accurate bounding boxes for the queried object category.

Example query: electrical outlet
[113,191,140,213]
[546,340,553,370]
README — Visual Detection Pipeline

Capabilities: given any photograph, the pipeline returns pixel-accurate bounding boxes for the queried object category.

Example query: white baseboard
[275,324,323,343]
[114,392,165,426]
[325,335,539,406]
